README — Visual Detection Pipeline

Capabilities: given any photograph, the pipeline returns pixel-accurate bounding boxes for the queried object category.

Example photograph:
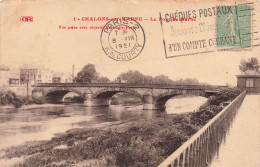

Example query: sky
[0,0,259,86]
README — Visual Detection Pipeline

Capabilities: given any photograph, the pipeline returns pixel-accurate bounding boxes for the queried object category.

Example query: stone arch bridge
[32,83,221,110]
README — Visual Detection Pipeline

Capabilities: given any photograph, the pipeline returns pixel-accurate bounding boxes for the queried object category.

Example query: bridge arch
[43,87,84,103]
[153,89,207,109]
[84,87,142,106]
[92,88,143,100]
[86,87,143,106]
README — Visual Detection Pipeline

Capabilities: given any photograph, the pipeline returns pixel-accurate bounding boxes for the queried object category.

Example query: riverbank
[0,90,45,109]
[0,103,65,110]
[0,89,242,167]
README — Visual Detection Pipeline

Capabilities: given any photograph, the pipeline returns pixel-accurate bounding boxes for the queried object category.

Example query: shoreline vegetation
[0,103,65,110]
[0,90,45,109]
[0,88,242,167]
[0,91,146,110]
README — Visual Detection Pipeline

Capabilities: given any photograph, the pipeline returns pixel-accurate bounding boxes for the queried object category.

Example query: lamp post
[26,79,29,98]
[26,71,29,98]
[72,64,75,83]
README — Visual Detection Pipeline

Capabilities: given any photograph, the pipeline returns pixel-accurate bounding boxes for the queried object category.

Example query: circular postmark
[100,17,145,61]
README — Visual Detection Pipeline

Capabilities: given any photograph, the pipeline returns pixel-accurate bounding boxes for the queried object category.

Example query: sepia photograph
[0,0,259,166]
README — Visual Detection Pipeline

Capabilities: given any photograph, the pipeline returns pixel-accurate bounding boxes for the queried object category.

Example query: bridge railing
[158,90,247,167]
[32,83,227,90]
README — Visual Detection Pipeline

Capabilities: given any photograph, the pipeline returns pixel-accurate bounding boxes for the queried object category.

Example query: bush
[208,89,241,106]
[12,97,24,108]
[0,90,46,107]
[0,90,25,108]
[0,90,16,105]
[33,97,45,104]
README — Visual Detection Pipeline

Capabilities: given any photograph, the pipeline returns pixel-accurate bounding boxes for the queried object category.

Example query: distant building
[19,64,52,84]
[0,65,20,87]
[52,72,73,83]
[237,69,260,93]
[40,69,53,83]
[1,64,74,86]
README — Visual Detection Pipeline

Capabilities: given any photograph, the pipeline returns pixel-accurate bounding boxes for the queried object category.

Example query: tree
[96,76,110,83]
[239,58,247,72]
[153,75,173,84]
[75,64,98,83]
[248,57,259,71]
[116,70,201,85]
[239,57,260,72]
[118,70,147,84]
[182,78,199,85]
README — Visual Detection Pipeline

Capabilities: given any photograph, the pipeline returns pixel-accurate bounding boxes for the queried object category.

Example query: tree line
[75,64,203,85]
[239,57,259,72]
[75,64,110,83]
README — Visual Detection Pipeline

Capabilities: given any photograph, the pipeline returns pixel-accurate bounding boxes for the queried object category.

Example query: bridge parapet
[32,83,226,90]
[158,90,246,167]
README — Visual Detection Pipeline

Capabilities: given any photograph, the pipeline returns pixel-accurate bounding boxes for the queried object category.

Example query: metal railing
[32,83,226,90]
[158,90,247,167]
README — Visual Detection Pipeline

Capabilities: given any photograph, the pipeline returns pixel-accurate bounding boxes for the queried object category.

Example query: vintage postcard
[0,0,259,166]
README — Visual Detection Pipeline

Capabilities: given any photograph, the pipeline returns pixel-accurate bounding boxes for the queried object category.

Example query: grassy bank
[1,89,241,167]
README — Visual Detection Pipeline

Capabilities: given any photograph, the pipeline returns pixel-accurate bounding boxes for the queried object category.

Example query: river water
[0,96,207,151]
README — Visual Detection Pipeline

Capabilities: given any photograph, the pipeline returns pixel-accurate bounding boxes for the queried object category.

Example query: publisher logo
[20,16,33,22]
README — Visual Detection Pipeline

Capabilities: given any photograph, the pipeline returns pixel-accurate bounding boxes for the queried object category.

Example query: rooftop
[19,64,44,70]
[237,70,260,77]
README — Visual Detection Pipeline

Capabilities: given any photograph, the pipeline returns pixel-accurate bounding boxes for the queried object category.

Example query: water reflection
[0,96,207,150]
[165,95,207,114]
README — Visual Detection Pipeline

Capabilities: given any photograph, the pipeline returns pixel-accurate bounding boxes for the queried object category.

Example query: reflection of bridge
[32,83,222,110]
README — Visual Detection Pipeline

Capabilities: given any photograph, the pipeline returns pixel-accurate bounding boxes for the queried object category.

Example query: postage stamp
[159,2,257,58]
[216,5,252,48]
[100,17,145,61]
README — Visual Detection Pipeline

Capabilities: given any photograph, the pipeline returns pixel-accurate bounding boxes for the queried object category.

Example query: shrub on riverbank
[0,90,45,108]
[2,89,242,166]
[33,97,46,104]
[0,90,15,105]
